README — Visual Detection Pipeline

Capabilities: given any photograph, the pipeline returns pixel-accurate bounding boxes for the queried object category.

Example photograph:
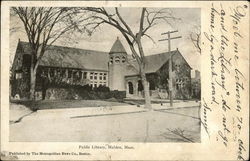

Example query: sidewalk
[124,97,183,103]
[10,104,148,123]
[36,105,147,120]
[10,100,200,123]
[152,100,200,110]
[10,103,34,124]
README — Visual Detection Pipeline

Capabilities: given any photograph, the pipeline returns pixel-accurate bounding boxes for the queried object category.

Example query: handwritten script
[202,3,248,160]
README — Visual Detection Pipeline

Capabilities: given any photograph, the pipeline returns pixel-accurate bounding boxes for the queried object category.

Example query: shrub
[96,85,110,92]
[42,82,127,100]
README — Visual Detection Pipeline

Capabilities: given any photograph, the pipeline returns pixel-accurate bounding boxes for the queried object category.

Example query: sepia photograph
[9,7,201,142]
[1,1,249,160]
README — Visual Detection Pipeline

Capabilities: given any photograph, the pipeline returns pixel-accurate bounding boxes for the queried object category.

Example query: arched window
[128,82,134,94]
[121,56,126,63]
[110,56,113,64]
[115,56,120,63]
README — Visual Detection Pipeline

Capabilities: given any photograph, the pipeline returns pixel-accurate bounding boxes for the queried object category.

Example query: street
[10,102,200,142]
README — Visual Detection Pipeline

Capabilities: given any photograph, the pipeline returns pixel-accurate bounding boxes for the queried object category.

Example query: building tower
[108,37,127,91]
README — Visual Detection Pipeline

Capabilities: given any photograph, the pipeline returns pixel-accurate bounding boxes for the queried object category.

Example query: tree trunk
[41,78,47,100]
[30,67,36,100]
[141,71,152,110]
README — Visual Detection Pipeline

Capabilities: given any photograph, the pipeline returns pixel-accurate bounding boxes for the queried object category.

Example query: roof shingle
[109,37,127,54]
[17,41,191,75]
[125,50,189,76]
[18,41,109,71]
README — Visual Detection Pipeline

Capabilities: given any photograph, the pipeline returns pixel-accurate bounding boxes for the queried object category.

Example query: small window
[115,56,120,63]
[99,76,102,80]
[122,56,126,63]
[79,71,83,78]
[68,70,72,78]
[94,73,98,80]
[84,72,87,79]
[110,57,113,64]
[15,72,22,79]
[73,71,79,78]
[90,72,94,79]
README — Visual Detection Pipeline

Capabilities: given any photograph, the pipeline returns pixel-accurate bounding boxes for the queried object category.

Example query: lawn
[11,99,129,110]
[11,98,199,110]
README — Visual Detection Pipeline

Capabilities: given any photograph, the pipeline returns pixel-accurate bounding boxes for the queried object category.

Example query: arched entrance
[128,82,134,94]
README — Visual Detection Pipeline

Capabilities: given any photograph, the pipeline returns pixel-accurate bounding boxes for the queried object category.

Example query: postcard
[1,0,249,160]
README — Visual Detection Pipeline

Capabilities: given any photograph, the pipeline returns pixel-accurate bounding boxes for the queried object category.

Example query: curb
[70,109,148,119]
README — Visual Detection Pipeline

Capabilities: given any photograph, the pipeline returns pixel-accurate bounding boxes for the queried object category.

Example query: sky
[10,7,200,73]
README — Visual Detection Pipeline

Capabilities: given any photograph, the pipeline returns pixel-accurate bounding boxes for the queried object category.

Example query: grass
[10,98,200,111]
[10,99,129,110]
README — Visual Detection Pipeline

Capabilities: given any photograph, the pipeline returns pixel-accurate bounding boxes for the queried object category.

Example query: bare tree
[12,7,83,100]
[190,25,201,54]
[77,7,180,109]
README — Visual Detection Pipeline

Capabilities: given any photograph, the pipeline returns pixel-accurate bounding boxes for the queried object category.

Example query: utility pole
[159,30,181,107]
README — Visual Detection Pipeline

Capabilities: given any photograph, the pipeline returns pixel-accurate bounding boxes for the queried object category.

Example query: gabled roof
[17,41,109,71]
[125,50,192,76]
[16,41,191,75]
[109,37,127,54]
